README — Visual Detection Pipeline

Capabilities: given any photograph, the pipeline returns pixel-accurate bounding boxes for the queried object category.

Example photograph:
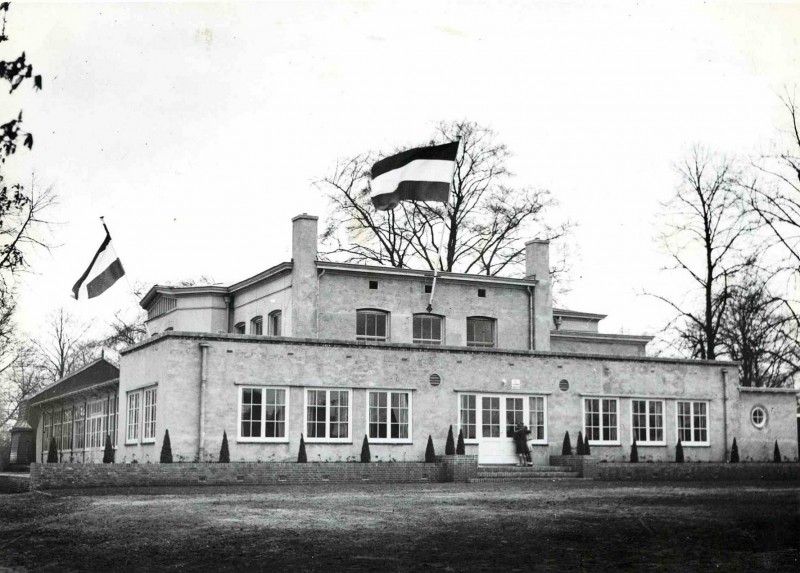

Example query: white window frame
[750,405,767,429]
[583,397,620,445]
[528,396,548,445]
[412,314,444,345]
[676,400,710,446]
[304,388,352,443]
[459,394,478,443]
[366,390,412,444]
[268,310,282,336]
[126,391,141,445]
[237,386,290,443]
[142,387,157,443]
[356,309,390,342]
[87,399,106,449]
[629,399,666,446]
[250,316,263,336]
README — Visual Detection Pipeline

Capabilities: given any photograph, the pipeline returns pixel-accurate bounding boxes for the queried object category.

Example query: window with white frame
[467,317,496,347]
[368,390,411,442]
[73,405,86,449]
[143,387,157,443]
[42,411,51,444]
[529,396,547,442]
[677,401,708,445]
[269,311,282,336]
[505,397,525,438]
[459,394,477,440]
[87,399,106,449]
[413,314,443,345]
[108,395,118,447]
[126,392,141,444]
[357,310,389,342]
[61,408,73,450]
[481,396,501,438]
[238,387,288,441]
[51,410,62,450]
[584,398,619,444]
[305,389,351,441]
[251,316,263,335]
[631,399,665,445]
[751,405,767,428]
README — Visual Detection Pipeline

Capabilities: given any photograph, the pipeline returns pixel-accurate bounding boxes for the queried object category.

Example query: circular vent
[429,374,441,386]
[558,379,569,392]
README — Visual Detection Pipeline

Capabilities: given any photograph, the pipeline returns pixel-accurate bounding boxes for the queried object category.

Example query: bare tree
[654,146,751,360]
[31,308,95,384]
[0,343,47,430]
[317,121,572,283]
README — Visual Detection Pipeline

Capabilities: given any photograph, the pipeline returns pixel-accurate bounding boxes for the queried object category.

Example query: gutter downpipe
[199,342,210,461]
[223,296,232,333]
[527,285,535,351]
[721,368,729,462]
[316,269,326,338]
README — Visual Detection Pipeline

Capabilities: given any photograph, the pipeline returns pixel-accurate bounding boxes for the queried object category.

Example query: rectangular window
[413,315,443,345]
[108,395,118,447]
[367,391,411,442]
[631,399,665,445]
[251,316,263,335]
[467,317,495,347]
[234,322,246,334]
[529,396,546,442]
[126,392,140,444]
[61,408,73,450]
[677,401,709,445]
[459,394,477,440]
[143,388,157,442]
[73,404,86,450]
[42,411,51,444]
[306,389,351,442]
[357,310,388,341]
[505,397,524,438]
[238,387,288,442]
[269,311,282,336]
[481,396,500,438]
[584,398,619,444]
[52,410,62,450]
[87,400,106,449]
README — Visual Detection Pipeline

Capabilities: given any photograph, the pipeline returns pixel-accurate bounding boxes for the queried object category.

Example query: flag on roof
[370,141,459,211]
[72,228,125,299]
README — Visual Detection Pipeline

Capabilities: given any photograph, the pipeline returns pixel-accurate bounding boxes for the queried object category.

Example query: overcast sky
[5,1,800,350]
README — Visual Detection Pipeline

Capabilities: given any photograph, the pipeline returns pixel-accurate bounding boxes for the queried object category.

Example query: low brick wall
[590,462,800,481]
[29,461,446,490]
[549,455,598,477]
[436,455,479,482]
[0,473,31,493]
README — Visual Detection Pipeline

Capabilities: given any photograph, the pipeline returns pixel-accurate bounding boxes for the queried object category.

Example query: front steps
[468,464,580,482]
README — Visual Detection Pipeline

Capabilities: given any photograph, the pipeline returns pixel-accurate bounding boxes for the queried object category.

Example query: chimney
[526,239,552,351]
[291,214,319,338]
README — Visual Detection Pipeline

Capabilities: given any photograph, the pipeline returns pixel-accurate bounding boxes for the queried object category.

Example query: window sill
[587,441,621,447]
[125,440,139,446]
[141,439,156,445]
[634,442,667,447]
[237,438,289,444]
[367,439,413,445]
[681,443,710,447]
[305,439,353,444]
[529,440,548,446]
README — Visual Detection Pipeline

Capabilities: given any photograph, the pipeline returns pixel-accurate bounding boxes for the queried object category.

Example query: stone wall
[590,462,800,481]
[0,474,30,493]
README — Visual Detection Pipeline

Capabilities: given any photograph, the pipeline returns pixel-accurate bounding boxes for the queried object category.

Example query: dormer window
[356,309,389,342]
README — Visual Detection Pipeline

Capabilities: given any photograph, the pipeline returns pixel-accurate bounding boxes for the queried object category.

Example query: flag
[370,141,459,211]
[72,228,125,299]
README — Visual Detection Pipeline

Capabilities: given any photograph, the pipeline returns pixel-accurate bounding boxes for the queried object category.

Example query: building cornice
[25,357,119,402]
[552,308,607,321]
[28,379,119,407]
[550,331,654,344]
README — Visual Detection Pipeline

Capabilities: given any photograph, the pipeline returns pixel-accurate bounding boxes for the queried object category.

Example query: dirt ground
[0,480,798,572]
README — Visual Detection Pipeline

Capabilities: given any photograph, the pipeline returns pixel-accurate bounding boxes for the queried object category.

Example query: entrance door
[476,395,526,464]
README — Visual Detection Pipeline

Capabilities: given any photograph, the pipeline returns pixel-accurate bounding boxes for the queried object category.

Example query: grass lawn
[0,480,798,572]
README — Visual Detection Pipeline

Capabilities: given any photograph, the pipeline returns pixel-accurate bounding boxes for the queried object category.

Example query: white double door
[476,394,528,465]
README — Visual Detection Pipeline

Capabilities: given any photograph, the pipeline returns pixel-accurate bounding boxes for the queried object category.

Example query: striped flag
[72,228,125,299]
[370,141,459,211]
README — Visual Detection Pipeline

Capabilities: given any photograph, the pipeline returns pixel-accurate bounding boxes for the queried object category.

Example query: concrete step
[468,472,580,482]
[478,465,570,473]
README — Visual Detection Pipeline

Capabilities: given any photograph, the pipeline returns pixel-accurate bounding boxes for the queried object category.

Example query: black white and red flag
[72,227,125,299]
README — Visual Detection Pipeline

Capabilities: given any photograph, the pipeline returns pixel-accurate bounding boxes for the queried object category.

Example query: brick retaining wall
[590,462,800,481]
[435,455,478,482]
[0,474,31,493]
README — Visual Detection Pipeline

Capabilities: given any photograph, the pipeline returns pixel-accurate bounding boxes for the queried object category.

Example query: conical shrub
[219,431,230,463]
[675,439,684,463]
[298,434,307,463]
[730,438,739,463]
[103,434,114,464]
[576,431,585,455]
[456,429,466,455]
[445,425,456,455]
[561,431,572,456]
[425,435,436,463]
[630,438,639,463]
[47,436,58,463]
[360,434,371,463]
[160,429,173,463]
[774,440,782,463]
[584,436,591,456]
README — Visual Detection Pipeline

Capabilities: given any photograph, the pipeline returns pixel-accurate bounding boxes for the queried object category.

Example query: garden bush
[103,434,114,464]
[47,437,58,463]
[675,439,684,463]
[360,434,371,463]
[425,435,435,463]
[445,425,455,455]
[298,434,307,463]
[561,431,572,456]
[160,429,173,463]
[219,431,230,463]
[584,436,591,456]
[576,431,585,455]
[774,441,782,463]
[730,438,739,463]
[630,438,639,463]
[456,429,465,455]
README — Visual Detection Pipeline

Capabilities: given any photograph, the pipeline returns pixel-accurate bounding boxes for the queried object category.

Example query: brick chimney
[291,214,319,338]
[526,239,552,351]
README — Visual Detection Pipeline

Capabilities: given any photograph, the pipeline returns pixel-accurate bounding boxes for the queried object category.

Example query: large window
[677,401,708,445]
[467,317,495,347]
[268,311,282,336]
[238,387,288,442]
[61,408,73,450]
[357,310,389,342]
[505,397,525,438]
[631,399,664,445]
[413,314,443,345]
[368,391,411,442]
[529,396,546,442]
[459,394,477,440]
[481,396,501,438]
[143,388,157,443]
[51,410,62,452]
[251,316,263,335]
[73,404,86,449]
[584,398,619,444]
[108,395,118,447]
[305,389,351,442]
[87,399,106,449]
[126,392,141,444]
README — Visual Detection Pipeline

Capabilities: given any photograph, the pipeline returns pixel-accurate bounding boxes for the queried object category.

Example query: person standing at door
[513,422,532,466]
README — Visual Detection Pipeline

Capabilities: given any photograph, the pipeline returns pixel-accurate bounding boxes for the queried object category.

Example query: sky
[4,0,800,350]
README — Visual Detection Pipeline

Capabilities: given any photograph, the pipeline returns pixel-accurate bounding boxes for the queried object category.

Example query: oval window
[750,406,767,428]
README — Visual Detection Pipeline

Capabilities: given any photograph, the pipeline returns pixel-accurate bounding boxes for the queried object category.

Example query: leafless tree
[317,121,572,285]
[654,146,752,360]
[31,308,95,384]
[0,343,48,430]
